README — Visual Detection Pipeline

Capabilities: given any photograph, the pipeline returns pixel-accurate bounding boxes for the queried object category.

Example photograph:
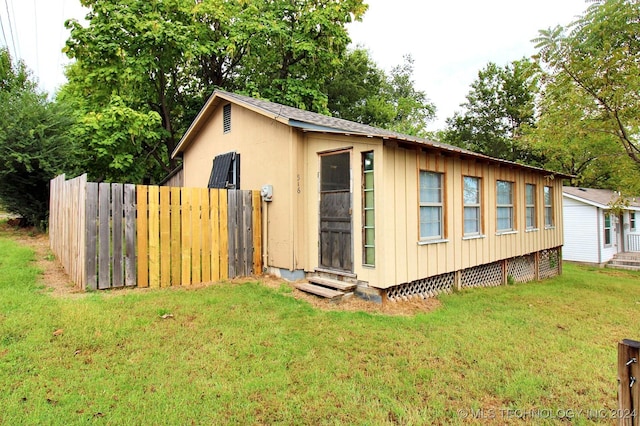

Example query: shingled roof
[172,90,572,179]
[563,186,640,209]
[217,90,481,156]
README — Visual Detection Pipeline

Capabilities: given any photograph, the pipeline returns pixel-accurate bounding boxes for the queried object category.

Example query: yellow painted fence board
[170,187,181,286]
[181,188,192,285]
[160,187,171,288]
[201,188,212,282]
[136,185,149,288]
[148,186,160,288]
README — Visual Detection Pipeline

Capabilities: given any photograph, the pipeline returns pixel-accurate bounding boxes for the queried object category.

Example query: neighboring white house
[563,186,640,264]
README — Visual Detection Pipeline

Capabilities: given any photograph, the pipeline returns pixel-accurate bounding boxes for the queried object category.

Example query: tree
[442,59,538,162]
[521,68,640,192]
[62,0,366,182]
[0,49,77,228]
[534,0,640,167]
[326,50,435,136]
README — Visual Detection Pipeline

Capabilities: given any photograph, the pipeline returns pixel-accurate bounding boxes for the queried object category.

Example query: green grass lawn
[1,232,639,425]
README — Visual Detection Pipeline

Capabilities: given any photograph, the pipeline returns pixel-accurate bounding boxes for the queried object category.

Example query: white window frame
[525,183,536,230]
[544,186,554,228]
[604,214,612,246]
[419,171,444,240]
[496,180,514,232]
[463,176,481,236]
[362,152,375,266]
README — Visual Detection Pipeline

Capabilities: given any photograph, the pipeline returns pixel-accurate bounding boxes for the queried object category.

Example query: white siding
[562,196,601,263]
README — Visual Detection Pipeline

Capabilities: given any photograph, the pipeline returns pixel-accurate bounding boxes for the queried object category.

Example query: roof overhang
[562,192,611,209]
[563,191,640,211]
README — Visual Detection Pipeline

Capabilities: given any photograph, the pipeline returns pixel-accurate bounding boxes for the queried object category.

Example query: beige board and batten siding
[377,145,564,289]
[300,133,384,283]
[181,103,298,271]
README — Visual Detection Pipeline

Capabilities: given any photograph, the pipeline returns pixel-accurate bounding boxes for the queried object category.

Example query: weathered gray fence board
[236,190,245,277]
[227,190,237,278]
[124,184,136,286]
[112,184,124,287]
[98,183,111,289]
[243,191,253,276]
[85,182,99,291]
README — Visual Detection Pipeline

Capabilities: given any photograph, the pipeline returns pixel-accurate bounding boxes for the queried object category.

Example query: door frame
[317,148,353,272]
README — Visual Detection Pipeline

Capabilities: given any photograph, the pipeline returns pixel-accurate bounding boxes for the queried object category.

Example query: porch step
[606,263,640,271]
[611,252,640,261]
[307,276,356,292]
[294,282,345,299]
[608,259,640,267]
[606,253,640,271]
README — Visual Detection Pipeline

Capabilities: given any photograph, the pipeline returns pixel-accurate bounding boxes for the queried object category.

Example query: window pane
[497,181,512,205]
[464,206,479,234]
[526,184,535,205]
[544,186,552,205]
[365,228,375,245]
[420,206,441,238]
[365,247,375,265]
[545,207,553,227]
[364,172,374,188]
[365,209,374,224]
[497,207,513,231]
[363,152,374,171]
[365,191,374,208]
[321,152,350,191]
[463,177,479,204]
[526,207,535,228]
[464,206,478,221]
[420,171,442,203]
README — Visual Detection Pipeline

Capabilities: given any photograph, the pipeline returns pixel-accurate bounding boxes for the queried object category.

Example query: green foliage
[0,49,77,228]
[443,59,539,162]
[327,50,435,136]
[241,0,367,113]
[534,0,640,167]
[521,74,640,191]
[71,96,163,182]
[62,0,366,182]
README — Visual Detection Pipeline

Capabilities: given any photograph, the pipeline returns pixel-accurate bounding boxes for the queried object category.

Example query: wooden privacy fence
[49,174,262,290]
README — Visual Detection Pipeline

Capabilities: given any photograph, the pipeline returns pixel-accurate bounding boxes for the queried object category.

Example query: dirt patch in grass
[0,222,83,298]
[2,221,442,315]
[257,274,442,316]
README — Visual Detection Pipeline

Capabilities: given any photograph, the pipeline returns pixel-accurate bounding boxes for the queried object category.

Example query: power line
[33,0,39,75]
[0,11,8,50]
[58,0,66,74]
[8,0,19,58]
[3,0,17,60]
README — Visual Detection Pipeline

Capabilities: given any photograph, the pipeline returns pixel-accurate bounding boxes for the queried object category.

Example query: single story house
[562,186,640,265]
[172,90,570,301]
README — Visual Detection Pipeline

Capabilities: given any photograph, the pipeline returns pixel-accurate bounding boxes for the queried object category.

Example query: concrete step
[609,259,640,267]
[307,276,356,292]
[294,282,345,299]
[612,253,640,260]
[605,263,640,271]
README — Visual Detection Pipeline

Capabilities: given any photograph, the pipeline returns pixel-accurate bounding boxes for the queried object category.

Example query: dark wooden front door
[319,152,352,271]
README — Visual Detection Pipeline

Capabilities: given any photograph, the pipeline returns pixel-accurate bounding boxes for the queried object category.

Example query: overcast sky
[2,0,589,131]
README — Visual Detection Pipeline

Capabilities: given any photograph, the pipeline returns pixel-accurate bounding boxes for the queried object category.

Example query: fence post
[618,339,640,426]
